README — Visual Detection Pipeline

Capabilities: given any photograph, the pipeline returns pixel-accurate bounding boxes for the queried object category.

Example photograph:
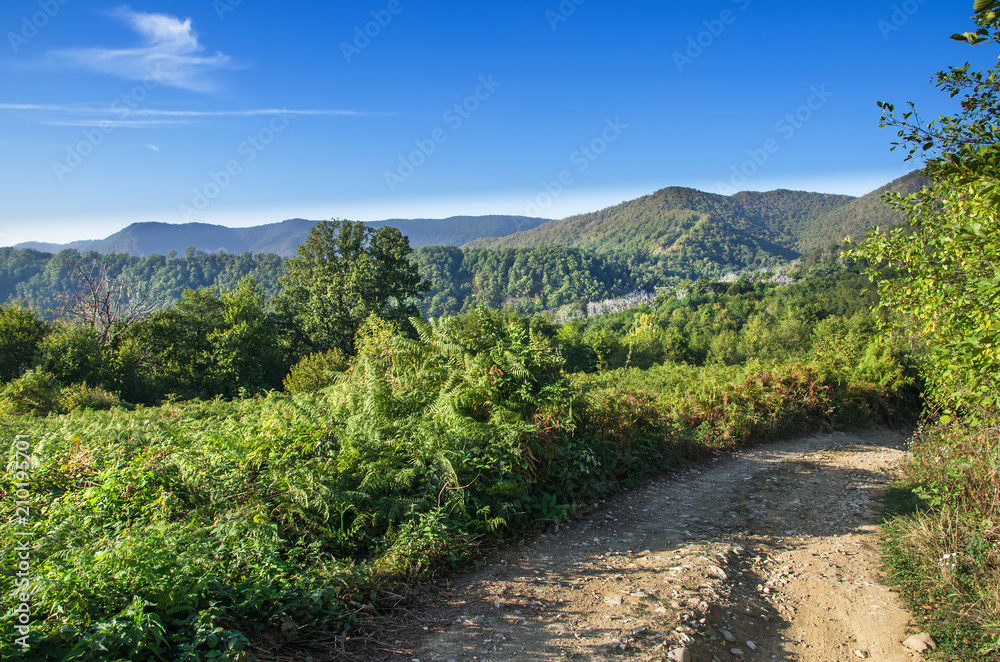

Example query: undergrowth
[881,418,1000,661]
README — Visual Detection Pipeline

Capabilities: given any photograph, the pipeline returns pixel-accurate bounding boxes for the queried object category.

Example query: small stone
[668,648,693,662]
[746,640,756,650]
[606,595,624,606]
[903,632,937,652]
[633,626,648,635]
[730,648,745,657]
[708,565,729,580]
[854,650,868,659]
[720,629,737,643]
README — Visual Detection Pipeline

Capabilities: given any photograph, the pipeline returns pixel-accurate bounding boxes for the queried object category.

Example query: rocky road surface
[367,430,928,662]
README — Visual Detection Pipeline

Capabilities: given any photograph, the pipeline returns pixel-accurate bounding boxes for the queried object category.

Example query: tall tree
[852,3,1000,417]
[278,219,428,355]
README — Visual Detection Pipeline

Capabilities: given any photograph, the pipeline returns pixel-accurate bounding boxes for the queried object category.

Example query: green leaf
[974,0,998,14]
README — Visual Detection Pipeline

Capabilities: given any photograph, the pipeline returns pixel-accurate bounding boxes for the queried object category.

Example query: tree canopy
[278,219,429,355]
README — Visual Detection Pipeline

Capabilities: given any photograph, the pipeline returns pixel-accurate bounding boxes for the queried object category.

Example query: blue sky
[0,0,990,246]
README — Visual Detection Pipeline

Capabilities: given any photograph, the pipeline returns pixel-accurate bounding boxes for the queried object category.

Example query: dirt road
[376,430,926,662]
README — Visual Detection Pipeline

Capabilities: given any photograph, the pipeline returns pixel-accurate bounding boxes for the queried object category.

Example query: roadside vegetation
[850,3,1000,659]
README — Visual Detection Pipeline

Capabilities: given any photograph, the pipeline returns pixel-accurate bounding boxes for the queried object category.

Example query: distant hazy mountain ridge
[13,216,552,257]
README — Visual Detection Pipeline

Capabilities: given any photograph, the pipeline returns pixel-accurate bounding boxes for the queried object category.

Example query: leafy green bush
[283,349,348,394]
[0,306,912,660]
[0,305,49,382]
[57,382,122,412]
[372,508,470,580]
[37,325,109,386]
[0,368,62,416]
[0,370,122,417]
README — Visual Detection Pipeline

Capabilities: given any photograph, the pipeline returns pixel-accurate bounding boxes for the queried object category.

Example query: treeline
[0,220,426,409]
[0,247,285,317]
[544,266,910,383]
[2,242,850,324]
[1,245,642,320]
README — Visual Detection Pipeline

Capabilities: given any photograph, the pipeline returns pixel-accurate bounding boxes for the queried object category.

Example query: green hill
[466,186,853,271]
[465,173,927,272]
[795,171,927,251]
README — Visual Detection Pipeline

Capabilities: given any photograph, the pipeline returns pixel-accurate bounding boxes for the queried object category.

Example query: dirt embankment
[346,430,928,662]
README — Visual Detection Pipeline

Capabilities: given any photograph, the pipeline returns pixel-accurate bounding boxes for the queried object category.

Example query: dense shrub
[0,370,122,417]
[0,368,62,416]
[0,305,49,382]
[36,325,109,386]
[0,305,909,659]
[282,348,348,394]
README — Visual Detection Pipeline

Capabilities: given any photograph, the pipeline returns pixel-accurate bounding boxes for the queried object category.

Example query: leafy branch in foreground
[854,6,1000,418]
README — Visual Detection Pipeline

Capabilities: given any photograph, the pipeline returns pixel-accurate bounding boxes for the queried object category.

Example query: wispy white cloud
[40,119,192,128]
[0,103,379,128]
[146,144,159,152]
[46,7,231,91]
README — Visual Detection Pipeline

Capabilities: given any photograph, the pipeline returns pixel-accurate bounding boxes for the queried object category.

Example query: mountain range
[10,172,925,261]
[12,216,551,257]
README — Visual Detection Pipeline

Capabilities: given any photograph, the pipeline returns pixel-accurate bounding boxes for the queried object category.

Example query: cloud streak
[46,8,231,91]
[0,103,379,128]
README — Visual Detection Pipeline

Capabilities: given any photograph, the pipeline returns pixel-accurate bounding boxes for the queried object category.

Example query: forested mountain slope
[794,171,927,251]
[466,173,926,268]
[467,187,852,254]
